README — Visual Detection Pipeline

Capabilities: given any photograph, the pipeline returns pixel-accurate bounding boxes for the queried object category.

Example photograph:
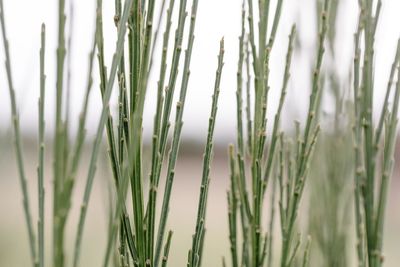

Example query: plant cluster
[1,0,400,267]
[225,0,328,266]
[1,0,225,266]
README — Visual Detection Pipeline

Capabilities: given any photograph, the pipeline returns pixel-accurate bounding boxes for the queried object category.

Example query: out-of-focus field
[1,137,399,267]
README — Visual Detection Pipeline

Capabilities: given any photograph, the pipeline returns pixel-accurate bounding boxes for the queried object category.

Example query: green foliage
[352,1,400,266]
[226,0,330,266]
[307,1,353,266]
[1,0,400,267]
[1,0,226,265]
[188,38,225,267]
[0,1,37,265]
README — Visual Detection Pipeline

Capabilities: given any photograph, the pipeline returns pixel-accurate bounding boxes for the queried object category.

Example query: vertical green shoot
[155,0,201,265]
[161,231,173,267]
[0,1,37,265]
[73,0,133,266]
[188,38,225,267]
[227,145,239,267]
[352,1,400,266]
[37,23,46,267]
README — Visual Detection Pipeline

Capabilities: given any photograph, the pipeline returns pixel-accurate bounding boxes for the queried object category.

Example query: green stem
[0,1,37,265]
[37,23,46,267]
[188,38,225,267]
[73,1,133,266]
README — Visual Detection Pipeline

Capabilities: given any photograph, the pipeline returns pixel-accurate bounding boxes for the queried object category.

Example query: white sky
[1,0,400,144]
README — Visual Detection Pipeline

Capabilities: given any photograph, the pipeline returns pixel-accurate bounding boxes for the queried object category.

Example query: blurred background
[1,0,400,266]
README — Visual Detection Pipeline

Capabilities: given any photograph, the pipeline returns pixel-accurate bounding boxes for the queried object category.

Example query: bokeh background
[1,0,400,266]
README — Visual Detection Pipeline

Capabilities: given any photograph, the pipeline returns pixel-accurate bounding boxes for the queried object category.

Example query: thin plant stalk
[73,0,133,266]
[53,0,67,265]
[0,1,37,265]
[161,231,173,267]
[37,23,46,267]
[150,1,177,266]
[155,1,201,265]
[188,38,225,267]
[352,1,400,266]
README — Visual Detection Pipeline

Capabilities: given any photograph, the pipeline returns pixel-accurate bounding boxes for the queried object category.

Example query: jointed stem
[0,1,37,265]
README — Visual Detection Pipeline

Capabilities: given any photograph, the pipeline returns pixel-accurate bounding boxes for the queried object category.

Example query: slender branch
[0,1,37,265]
